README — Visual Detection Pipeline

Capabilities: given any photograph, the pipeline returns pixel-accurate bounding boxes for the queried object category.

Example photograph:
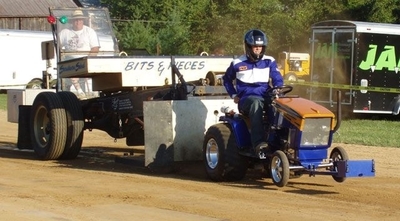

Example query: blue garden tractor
[203,86,375,187]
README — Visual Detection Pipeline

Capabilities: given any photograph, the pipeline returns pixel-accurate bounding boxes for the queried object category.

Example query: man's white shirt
[59,25,99,52]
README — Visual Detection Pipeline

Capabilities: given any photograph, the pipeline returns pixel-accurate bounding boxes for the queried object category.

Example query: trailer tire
[58,91,84,160]
[30,92,67,160]
[203,123,248,181]
[270,150,290,187]
[330,146,349,183]
[26,79,43,89]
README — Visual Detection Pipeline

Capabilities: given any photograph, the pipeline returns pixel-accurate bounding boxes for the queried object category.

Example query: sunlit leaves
[101,0,400,56]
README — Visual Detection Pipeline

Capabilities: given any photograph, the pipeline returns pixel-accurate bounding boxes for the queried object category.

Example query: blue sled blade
[337,160,375,177]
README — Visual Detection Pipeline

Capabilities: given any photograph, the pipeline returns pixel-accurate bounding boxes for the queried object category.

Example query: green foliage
[343,0,400,22]
[114,21,156,54]
[101,0,400,56]
[103,0,211,55]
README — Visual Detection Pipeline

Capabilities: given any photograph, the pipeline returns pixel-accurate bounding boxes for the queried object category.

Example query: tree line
[100,0,400,57]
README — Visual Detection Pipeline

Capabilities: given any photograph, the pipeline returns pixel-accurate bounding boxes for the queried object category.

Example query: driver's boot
[255,142,269,159]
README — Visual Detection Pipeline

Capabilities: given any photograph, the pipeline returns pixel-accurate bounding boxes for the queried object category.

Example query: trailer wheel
[203,123,248,181]
[58,91,84,160]
[30,92,67,160]
[26,79,43,89]
[270,150,290,187]
[330,146,349,183]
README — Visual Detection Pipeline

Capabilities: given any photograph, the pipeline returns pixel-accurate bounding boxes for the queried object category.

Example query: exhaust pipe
[333,90,341,133]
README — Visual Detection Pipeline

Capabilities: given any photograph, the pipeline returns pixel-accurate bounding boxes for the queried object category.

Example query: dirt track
[0,109,399,221]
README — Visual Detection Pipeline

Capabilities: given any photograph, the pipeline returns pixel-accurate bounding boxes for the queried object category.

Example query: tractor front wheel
[330,146,349,183]
[270,150,290,187]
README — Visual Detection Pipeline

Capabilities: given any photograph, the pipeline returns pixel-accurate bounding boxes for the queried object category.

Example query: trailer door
[353,32,400,114]
[310,28,354,107]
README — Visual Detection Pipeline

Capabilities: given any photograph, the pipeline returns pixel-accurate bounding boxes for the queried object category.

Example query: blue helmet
[244,29,268,62]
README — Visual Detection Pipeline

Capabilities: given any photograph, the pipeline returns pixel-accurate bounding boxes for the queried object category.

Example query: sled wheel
[205,72,217,86]
[58,91,84,160]
[203,123,248,181]
[330,146,349,183]
[30,92,67,160]
[270,150,290,187]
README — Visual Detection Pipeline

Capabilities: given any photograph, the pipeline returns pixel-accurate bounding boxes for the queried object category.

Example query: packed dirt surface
[0,109,399,221]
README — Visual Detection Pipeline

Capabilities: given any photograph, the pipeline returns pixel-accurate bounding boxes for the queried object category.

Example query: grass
[333,119,400,147]
[0,94,6,110]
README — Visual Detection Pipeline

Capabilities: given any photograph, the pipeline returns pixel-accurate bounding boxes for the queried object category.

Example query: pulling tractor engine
[203,86,375,187]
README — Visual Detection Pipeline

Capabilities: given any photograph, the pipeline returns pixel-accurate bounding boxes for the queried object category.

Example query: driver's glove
[272,89,281,95]
[272,89,281,99]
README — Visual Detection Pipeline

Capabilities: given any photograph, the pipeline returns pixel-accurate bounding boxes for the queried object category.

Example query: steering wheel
[266,85,293,97]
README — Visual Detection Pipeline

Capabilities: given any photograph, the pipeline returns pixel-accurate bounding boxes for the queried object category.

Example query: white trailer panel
[7,89,56,123]
[143,98,236,166]
[58,56,234,90]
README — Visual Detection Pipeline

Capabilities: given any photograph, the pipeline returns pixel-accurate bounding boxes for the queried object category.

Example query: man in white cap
[59,9,100,56]
[59,9,100,98]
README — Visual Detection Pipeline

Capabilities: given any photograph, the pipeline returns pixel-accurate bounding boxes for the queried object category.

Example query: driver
[222,29,283,158]
[59,9,100,99]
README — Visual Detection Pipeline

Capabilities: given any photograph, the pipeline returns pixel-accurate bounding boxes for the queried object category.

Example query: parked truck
[0,29,57,91]
[306,20,400,116]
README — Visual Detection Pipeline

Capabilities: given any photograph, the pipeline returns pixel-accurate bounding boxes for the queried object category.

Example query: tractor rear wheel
[330,146,349,183]
[203,123,248,181]
[270,150,290,187]
[30,92,67,160]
